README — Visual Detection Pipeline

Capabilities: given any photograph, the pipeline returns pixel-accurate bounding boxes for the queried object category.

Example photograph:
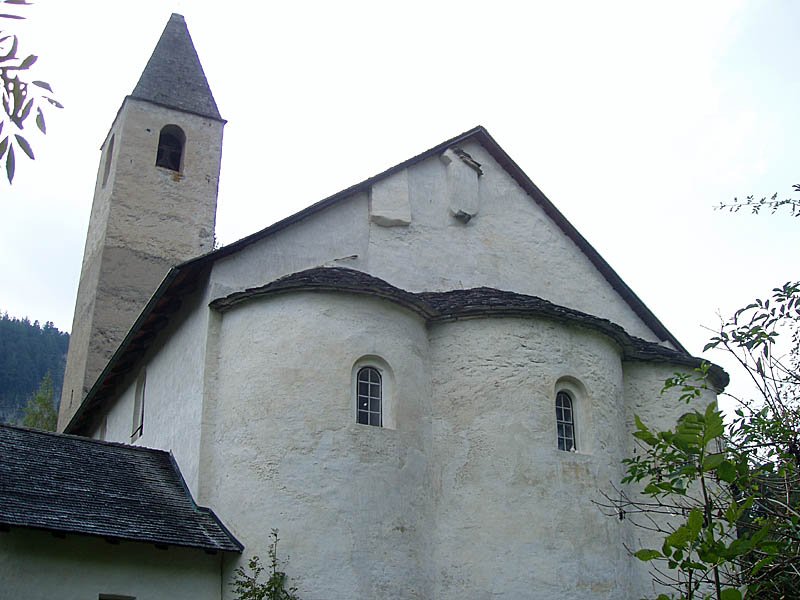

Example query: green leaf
[14,134,33,159]
[720,589,742,600]
[31,80,52,92]
[717,460,736,483]
[18,53,36,69]
[35,107,44,133]
[5,143,15,182]
[633,549,662,561]
[702,453,725,471]
[0,136,7,160]
[687,508,704,537]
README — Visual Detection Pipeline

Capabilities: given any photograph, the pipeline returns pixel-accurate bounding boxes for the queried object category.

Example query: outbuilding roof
[0,424,242,553]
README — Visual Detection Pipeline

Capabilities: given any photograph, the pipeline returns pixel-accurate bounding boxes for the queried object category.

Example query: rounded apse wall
[427,316,629,599]
[210,291,434,599]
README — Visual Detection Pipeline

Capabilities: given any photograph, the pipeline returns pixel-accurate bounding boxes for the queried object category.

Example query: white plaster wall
[0,528,223,600]
[365,141,658,342]
[211,140,660,345]
[201,293,434,599]
[428,317,631,599]
[98,288,212,496]
[211,195,370,291]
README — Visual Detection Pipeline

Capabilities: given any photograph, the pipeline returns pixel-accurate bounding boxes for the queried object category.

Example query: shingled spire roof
[131,13,222,121]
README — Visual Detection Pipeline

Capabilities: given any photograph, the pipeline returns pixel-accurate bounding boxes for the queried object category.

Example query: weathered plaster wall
[364,141,658,342]
[98,287,213,496]
[202,293,434,599]
[428,317,630,599]
[211,194,370,290]
[0,528,223,600]
[189,288,695,598]
[211,140,659,349]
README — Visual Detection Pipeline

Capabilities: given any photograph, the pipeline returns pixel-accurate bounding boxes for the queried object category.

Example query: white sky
[1,1,797,397]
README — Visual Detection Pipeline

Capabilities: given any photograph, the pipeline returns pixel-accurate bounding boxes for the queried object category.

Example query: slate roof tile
[0,424,242,552]
[131,13,222,120]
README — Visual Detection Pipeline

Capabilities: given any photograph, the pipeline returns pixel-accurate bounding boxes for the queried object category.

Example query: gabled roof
[0,424,242,553]
[130,13,222,121]
[66,126,694,434]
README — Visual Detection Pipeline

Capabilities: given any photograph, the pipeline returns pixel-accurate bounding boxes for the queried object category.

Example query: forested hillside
[0,313,69,424]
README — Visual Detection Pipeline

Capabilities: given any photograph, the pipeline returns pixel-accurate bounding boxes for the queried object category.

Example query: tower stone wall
[58,14,224,431]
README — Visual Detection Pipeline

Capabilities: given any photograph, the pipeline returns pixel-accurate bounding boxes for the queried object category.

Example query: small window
[155,124,185,171]
[356,367,382,427]
[131,369,146,441]
[556,390,576,451]
[102,134,114,187]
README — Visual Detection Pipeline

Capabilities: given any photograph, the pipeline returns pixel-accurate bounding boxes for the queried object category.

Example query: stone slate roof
[0,424,242,552]
[209,267,728,389]
[131,13,222,120]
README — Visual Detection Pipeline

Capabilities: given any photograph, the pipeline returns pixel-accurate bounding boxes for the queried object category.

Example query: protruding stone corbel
[441,147,481,223]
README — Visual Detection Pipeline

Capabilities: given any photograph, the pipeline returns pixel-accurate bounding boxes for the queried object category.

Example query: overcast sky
[1,1,797,392]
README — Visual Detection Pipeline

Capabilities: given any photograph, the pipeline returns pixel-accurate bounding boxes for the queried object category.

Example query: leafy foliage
[21,371,56,430]
[716,184,800,217]
[231,529,301,600]
[0,0,62,183]
[600,283,800,599]
[0,312,68,424]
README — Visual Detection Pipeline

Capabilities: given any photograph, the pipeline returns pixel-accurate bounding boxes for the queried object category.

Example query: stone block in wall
[440,147,481,222]
[369,169,411,227]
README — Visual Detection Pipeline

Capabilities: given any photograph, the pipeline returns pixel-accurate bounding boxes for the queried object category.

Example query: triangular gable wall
[209,127,677,348]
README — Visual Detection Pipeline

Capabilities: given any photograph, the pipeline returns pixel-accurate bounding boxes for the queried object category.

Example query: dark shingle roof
[0,424,242,552]
[209,267,728,390]
[130,13,222,120]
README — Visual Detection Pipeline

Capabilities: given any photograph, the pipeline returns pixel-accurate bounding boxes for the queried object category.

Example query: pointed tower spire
[131,13,222,120]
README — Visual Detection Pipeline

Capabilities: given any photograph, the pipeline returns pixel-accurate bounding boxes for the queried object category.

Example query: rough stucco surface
[428,318,629,599]
[211,193,371,291]
[101,287,212,496]
[59,97,222,431]
[365,140,657,342]
[209,139,658,347]
[203,293,434,599]
[119,289,688,599]
[0,528,223,600]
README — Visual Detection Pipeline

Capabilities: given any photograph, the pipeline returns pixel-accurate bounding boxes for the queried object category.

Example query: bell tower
[58,14,224,430]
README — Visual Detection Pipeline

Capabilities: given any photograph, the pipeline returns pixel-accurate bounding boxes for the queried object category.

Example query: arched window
[155,125,185,171]
[556,390,576,451]
[356,366,382,427]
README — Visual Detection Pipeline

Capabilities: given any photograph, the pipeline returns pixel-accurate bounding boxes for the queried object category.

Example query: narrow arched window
[556,390,576,451]
[356,367,382,427]
[155,125,185,171]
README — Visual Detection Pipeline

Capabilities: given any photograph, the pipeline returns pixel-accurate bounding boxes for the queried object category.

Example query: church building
[0,13,726,600]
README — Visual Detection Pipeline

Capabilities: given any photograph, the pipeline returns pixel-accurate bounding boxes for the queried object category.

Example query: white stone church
[0,13,726,600]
